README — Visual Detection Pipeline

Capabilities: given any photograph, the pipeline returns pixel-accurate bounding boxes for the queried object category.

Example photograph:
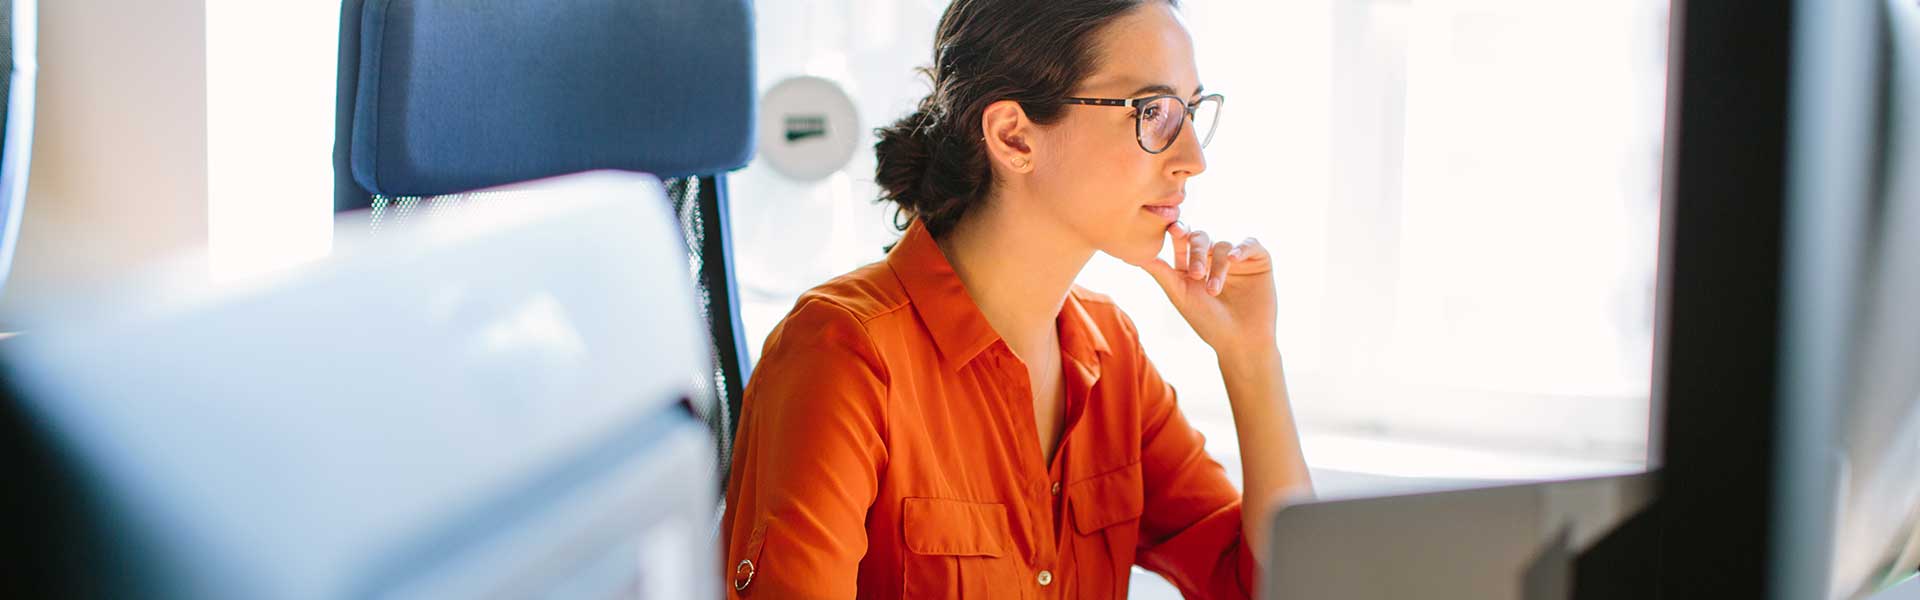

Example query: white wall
[0,0,210,320]
[0,0,340,324]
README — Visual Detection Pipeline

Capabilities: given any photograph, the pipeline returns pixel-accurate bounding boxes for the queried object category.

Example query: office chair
[332,0,757,487]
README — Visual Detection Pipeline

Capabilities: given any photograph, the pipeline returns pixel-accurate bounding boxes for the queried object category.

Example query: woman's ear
[981,99,1036,173]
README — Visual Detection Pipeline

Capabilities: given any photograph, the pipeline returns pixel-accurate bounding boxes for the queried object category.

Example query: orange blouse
[721,219,1255,599]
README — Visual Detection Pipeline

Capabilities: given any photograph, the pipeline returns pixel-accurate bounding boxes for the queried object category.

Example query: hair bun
[873,0,1168,238]
[874,107,937,222]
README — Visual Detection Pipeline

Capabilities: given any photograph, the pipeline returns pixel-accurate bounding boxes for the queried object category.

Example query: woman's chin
[1107,237,1166,267]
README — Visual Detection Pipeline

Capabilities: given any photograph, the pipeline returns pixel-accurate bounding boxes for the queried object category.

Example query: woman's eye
[1141,105,1165,122]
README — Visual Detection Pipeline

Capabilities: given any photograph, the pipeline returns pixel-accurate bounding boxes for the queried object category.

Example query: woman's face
[1028,2,1208,266]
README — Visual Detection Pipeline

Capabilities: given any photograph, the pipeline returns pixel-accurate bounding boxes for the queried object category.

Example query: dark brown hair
[873,0,1175,238]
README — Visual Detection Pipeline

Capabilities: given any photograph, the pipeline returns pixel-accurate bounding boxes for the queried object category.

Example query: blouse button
[1051,481,1061,496]
[1037,570,1053,586]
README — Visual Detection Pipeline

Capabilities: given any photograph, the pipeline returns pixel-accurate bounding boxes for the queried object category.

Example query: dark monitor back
[1829,0,1920,594]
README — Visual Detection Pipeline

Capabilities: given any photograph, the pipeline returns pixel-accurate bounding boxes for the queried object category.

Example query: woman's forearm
[1218,347,1313,566]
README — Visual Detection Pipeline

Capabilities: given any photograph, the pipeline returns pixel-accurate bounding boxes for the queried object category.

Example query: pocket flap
[1069,462,1146,535]
[902,497,1013,557]
[740,521,769,563]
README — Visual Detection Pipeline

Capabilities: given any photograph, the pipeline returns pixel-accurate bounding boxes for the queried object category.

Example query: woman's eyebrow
[1126,83,1206,98]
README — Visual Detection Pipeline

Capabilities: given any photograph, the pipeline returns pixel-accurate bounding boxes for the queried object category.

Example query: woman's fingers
[1207,241,1233,295]
[1186,230,1212,280]
[1140,257,1183,295]
[1161,224,1270,294]
[1231,237,1270,263]
[1168,221,1191,276]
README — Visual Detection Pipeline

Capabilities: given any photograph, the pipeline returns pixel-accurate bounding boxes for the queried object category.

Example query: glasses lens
[1138,96,1187,153]
[1192,95,1222,149]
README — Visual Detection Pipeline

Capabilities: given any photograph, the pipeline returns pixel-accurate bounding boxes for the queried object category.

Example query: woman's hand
[1137,221,1278,356]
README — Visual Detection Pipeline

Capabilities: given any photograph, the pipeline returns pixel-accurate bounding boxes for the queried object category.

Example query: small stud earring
[1012,157,1030,169]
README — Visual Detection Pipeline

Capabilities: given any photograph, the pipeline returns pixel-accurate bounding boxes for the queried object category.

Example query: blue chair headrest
[338,0,755,200]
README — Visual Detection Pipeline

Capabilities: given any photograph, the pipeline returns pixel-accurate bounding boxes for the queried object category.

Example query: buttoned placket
[984,344,1069,597]
[992,339,1099,598]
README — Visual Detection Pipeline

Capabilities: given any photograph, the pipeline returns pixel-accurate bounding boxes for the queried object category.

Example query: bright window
[204,0,336,282]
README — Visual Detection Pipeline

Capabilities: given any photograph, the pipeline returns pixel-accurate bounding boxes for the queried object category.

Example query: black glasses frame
[1061,93,1225,154]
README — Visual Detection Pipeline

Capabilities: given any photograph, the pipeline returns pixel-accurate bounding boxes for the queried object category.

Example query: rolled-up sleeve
[721,298,890,599]
[1132,347,1258,599]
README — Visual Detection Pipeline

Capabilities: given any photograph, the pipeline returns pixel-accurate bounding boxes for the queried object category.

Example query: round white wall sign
[757,75,860,182]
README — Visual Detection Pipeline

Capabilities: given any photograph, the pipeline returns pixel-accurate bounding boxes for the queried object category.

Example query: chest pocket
[1067,462,1146,600]
[902,497,1033,599]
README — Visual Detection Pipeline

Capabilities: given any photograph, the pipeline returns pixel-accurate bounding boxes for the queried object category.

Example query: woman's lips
[1143,205,1181,224]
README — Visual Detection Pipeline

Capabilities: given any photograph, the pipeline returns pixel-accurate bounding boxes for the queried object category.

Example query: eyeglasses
[1062,93,1224,154]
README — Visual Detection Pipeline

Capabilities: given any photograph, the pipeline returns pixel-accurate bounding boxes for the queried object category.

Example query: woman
[722,0,1312,597]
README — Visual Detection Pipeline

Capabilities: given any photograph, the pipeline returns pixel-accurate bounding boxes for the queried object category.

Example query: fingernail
[1210,277,1222,293]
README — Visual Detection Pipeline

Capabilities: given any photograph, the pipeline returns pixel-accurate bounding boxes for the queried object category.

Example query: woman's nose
[1166,120,1208,178]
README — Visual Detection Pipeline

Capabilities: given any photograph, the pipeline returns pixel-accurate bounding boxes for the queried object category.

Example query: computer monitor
[1264,472,1654,599]
[0,0,35,297]
[0,172,719,598]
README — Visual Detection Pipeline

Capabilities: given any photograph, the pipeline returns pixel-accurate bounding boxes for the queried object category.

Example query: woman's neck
[935,200,1095,361]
